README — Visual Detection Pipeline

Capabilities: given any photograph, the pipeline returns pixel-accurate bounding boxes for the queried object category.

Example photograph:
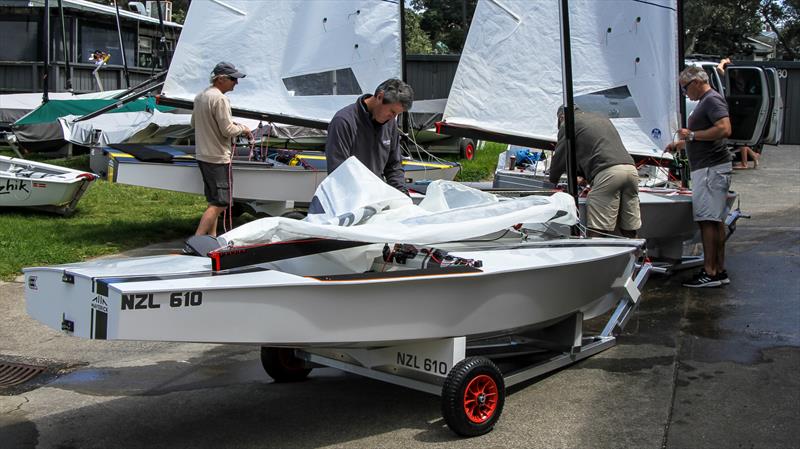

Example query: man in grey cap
[191,61,253,236]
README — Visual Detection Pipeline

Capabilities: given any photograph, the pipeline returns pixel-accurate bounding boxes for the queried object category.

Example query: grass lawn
[0,143,506,280]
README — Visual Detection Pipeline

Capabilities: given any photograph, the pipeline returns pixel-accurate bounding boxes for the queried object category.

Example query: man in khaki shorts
[548,106,641,238]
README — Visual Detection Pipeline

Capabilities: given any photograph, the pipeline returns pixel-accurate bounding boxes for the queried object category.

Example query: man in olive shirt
[548,106,641,238]
[191,61,253,237]
[325,78,413,194]
[666,66,732,288]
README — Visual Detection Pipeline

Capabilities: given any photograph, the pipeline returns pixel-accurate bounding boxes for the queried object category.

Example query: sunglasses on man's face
[226,76,238,83]
[680,79,695,95]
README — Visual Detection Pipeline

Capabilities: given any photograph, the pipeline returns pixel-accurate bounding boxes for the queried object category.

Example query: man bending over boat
[191,61,253,237]
[325,78,414,195]
[548,106,641,239]
[666,66,732,288]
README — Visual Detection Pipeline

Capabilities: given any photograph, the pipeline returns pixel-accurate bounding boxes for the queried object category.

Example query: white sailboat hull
[102,148,460,204]
[0,155,96,214]
[24,239,640,347]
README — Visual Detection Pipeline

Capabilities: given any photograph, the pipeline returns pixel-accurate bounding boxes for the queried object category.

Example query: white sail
[163,0,402,124]
[442,0,679,158]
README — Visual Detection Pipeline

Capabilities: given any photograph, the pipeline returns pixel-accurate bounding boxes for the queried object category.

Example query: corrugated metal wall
[405,54,460,100]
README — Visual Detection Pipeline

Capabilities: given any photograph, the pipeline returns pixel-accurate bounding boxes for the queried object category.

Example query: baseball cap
[212,61,246,79]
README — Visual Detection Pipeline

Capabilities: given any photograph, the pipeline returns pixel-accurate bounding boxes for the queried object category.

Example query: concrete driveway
[1,145,798,449]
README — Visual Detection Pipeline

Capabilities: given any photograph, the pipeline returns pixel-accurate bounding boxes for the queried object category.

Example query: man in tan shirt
[191,61,253,236]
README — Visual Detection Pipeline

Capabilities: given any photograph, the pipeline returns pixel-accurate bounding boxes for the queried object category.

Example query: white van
[685,60,784,147]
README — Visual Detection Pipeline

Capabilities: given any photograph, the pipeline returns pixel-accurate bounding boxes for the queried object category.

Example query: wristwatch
[688,131,696,142]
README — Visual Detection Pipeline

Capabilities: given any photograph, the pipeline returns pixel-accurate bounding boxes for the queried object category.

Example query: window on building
[0,19,39,61]
[78,22,135,67]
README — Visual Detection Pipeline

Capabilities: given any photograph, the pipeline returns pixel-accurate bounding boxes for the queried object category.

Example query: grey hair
[209,74,225,84]
[679,66,709,85]
[374,78,414,111]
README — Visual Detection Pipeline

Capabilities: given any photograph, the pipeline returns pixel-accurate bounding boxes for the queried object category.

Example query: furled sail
[441,0,679,158]
[162,0,402,125]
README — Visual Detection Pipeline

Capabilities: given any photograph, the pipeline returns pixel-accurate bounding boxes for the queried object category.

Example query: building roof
[0,0,182,28]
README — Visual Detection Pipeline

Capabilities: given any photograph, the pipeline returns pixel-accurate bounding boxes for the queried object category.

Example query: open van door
[725,66,769,146]
[761,68,783,145]
[698,62,725,94]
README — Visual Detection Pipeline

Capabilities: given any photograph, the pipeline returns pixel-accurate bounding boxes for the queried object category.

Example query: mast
[559,0,579,207]
[114,0,131,88]
[399,0,409,135]
[153,0,171,73]
[42,0,51,103]
[676,0,689,188]
[56,0,72,92]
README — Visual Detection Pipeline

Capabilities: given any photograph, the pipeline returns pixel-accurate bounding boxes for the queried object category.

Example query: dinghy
[0,155,96,215]
[24,157,650,436]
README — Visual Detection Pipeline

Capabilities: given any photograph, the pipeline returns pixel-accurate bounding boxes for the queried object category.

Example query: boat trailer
[258,262,653,437]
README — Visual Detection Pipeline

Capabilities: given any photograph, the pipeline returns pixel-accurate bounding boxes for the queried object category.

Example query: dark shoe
[716,270,730,285]
[683,269,722,288]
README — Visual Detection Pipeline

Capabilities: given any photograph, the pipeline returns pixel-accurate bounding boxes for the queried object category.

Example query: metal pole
[56,0,71,91]
[154,0,171,71]
[114,0,130,88]
[676,0,690,188]
[42,0,51,103]
[399,0,409,134]
[559,0,578,207]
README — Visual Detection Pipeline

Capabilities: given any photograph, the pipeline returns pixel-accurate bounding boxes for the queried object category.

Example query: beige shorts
[586,164,642,232]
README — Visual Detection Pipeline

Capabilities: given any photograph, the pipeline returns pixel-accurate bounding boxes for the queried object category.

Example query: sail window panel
[282,68,362,97]
[574,85,641,119]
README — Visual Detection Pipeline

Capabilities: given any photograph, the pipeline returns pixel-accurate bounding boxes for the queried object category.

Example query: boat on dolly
[24,160,652,436]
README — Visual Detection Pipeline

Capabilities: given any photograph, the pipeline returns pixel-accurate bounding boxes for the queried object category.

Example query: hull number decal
[121,292,203,310]
[396,352,448,375]
[170,291,203,308]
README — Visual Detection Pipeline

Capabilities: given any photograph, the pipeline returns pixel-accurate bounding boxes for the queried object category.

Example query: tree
[410,0,477,54]
[761,0,799,59]
[684,0,764,57]
[405,9,434,54]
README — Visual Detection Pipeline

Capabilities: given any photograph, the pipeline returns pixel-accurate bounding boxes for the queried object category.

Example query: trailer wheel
[459,138,476,161]
[260,347,312,382]
[441,356,505,437]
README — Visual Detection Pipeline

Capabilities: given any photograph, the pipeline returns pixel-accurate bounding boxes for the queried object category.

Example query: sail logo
[651,128,662,141]
[0,179,30,195]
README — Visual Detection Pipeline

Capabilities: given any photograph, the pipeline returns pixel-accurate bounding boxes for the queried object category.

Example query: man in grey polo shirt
[325,78,413,195]
[666,66,732,288]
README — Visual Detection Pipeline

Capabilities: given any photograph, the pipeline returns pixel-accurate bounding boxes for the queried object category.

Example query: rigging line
[632,0,678,12]
[485,0,523,44]
[209,0,247,16]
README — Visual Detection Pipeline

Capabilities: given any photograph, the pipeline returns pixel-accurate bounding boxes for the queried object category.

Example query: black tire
[459,138,476,161]
[230,202,247,217]
[441,356,505,437]
[260,347,312,382]
[281,210,307,220]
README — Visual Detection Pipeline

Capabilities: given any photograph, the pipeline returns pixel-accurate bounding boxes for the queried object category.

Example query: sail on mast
[162,0,402,127]
[440,0,679,158]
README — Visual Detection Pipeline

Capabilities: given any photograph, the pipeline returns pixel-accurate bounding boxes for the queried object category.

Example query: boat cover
[221,156,577,247]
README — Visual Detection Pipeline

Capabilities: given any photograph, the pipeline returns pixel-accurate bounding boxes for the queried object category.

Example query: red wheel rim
[465,143,475,160]
[462,374,499,423]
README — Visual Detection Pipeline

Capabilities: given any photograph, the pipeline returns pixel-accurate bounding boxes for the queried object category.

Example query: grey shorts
[586,164,642,232]
[691,162,732,222]
[198,161,231,207]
